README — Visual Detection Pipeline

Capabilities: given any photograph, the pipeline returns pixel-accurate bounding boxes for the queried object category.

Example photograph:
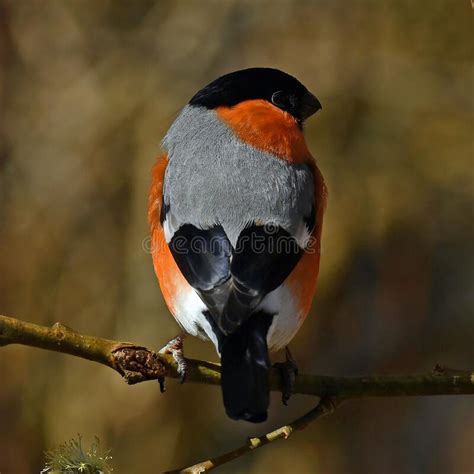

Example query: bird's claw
[157,375,166,393]
[157,334,187,392]
[273,347,299,406]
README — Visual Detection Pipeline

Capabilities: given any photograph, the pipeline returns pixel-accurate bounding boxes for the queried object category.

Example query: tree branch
[1,314,472,397]
[1,314,473,472]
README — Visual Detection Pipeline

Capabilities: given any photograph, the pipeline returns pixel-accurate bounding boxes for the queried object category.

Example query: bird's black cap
[189,67,321,123]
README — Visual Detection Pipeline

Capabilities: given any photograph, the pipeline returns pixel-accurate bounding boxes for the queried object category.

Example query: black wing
[169,224,232,321]
[167,219,309,336]
[219,225,302,334]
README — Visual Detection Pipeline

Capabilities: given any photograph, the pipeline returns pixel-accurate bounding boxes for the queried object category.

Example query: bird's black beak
[299,92,322,121]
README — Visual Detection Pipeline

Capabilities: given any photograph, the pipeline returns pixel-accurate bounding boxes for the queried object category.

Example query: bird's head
[189,67,321,125]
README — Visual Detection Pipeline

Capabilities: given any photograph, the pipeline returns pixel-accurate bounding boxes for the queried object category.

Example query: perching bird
[148,68,326,423]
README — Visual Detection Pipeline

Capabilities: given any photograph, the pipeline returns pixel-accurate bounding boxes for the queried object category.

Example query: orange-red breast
[148,68,326,422]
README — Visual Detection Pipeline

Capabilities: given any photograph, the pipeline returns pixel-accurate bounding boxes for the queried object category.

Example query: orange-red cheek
[216,100,312,164]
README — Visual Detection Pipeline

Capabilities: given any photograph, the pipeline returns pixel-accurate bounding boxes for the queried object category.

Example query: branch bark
[1,315,472,397]
[1,314,473,473]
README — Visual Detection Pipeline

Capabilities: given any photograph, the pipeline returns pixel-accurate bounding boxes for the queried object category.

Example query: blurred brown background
[0,1,472,472]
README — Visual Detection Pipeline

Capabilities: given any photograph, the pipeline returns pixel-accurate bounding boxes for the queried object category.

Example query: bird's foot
[273,347,299,406]
[157,334,187,392]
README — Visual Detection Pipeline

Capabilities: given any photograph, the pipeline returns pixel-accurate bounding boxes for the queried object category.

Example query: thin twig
[165,397,344,473]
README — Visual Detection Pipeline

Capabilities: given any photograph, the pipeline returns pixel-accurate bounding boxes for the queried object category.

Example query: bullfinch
[148,68,326,423]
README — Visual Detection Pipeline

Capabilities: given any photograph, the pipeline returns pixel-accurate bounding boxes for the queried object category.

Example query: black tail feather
[220,312,273,423]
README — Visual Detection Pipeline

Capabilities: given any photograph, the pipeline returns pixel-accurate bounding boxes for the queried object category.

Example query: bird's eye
[271,91,286,108]
[271,91,297,111]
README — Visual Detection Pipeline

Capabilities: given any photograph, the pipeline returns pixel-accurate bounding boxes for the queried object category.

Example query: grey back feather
[162,105,314,248]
